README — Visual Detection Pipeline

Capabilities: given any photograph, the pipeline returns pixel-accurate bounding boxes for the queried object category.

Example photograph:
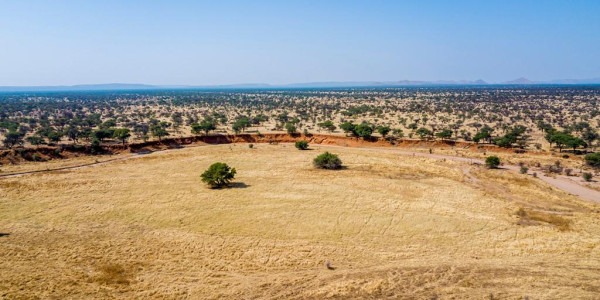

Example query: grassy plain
[1,144,599,298]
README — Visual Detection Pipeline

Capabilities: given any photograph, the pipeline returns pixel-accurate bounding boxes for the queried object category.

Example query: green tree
[339,122,355,135]
[151,125,169,141]
[201,162,237,188]
[313,152,342,169]
[317,120,337,132]
[113,128,131,146]
[416,127,433,140]
[26,135,45,147]
[295,140,309,150]
[2,131,24,148]
[354,123,373,139]
[485,156,501,169]
[285,122,297,134]
[435,129,453,140]
[377,126,391,137]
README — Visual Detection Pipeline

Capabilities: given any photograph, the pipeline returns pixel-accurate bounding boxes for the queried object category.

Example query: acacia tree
[113,128,131,146]
[201,162,237,188]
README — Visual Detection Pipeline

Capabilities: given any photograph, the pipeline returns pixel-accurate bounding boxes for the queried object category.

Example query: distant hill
[1,77,599,92]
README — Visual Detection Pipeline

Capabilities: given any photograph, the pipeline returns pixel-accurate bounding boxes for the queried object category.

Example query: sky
[0,0,599,86]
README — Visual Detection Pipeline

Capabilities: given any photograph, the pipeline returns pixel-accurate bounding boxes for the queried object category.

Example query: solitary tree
[201,162,237,188]
[295,140,309,150]
[313,152,342,169]
[151,125,169,141]
[485,156,501,169]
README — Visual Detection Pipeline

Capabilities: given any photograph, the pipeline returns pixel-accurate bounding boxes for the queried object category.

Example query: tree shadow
[0,233,10,238]
[230,182,250,189]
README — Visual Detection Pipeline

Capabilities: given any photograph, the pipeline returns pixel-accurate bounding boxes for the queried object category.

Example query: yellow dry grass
[1,144,599,299]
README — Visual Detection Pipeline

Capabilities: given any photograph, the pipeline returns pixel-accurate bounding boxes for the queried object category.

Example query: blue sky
[1,0,599,85]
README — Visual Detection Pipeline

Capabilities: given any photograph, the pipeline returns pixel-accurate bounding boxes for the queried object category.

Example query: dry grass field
[1,144,600,299]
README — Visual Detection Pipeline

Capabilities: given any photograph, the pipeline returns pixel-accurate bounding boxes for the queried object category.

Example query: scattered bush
[313,152,342,170]
[248,143,254,149]
[295,140,309,150]
[201,162,237,188]
[520,165,529,174]
[583,172,593,182]
[485,156,501,169]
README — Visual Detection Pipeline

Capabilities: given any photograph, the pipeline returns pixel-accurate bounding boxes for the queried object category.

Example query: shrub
[295,140,309,150]
[520,165,529,174]
[485,156,501,169]
[248,143,254,149]
[585,153,600,168]
[583,172,593,182]
[313,152,342,169]
[201,162,237,188]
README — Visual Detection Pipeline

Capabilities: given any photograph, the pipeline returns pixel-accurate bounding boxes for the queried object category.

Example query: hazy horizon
[1,0,599,86]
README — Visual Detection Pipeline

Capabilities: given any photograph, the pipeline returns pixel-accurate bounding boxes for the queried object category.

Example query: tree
[313,152,342,169]
[377,126,391,137]
[47,131,64,144]
[26,135,45,147]
[285,122,297,134]
[190,123,202,135]
[485,156,501,169]
[585,152,600,168]
[354,123,373,139]
[66,126,80,144]
[2,131,24,148]
[339,122,355,135]
[199,119,217,135]
[113,128,131,146]
[416,127,433,140]
[435,129,453,140]
[295,140,309,150]
[317,120,336,132]
[151,125,169,141]
[583,172,593,182]
[201,162,237,188]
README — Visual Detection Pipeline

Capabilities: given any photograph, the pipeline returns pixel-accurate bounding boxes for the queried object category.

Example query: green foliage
[435,129,453,140]
[376,126,391,137]
[313,152,342,169]
[112,128,131,145]
[416,127,433,140]
[317,120,337,132]
[150,125,169,141]
[2,131,24,148]
[485,156,501,169]
[285,122,297,134]
[192,118,217,135]
[582,172,593,182]
[295,140,309,150]
[26,135,45,147]
[339,122,355,134]
[201,162,237,188]
[585,152,600,168]
[353,123,373,139]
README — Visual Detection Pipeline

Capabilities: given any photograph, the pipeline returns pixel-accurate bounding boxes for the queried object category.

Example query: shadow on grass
[230,182,251,189]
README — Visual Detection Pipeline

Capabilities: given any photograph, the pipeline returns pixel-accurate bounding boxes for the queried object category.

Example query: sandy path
[2,143,599,203]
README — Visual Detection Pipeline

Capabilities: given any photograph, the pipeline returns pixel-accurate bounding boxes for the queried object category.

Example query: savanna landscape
[2,1,600,298]
[1,87,600,299]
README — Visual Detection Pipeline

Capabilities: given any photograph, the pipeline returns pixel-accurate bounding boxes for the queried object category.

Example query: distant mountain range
[1,78,600,92]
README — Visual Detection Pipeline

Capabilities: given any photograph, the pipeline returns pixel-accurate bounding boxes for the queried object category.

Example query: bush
[585,153,600,168]
[313,152,342,169]
[201,162,237,188]
[520,165,529,174]
[295,140,309,150]
[583,172,593,182]
[248,143,254,149]
[485,156,501,169]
